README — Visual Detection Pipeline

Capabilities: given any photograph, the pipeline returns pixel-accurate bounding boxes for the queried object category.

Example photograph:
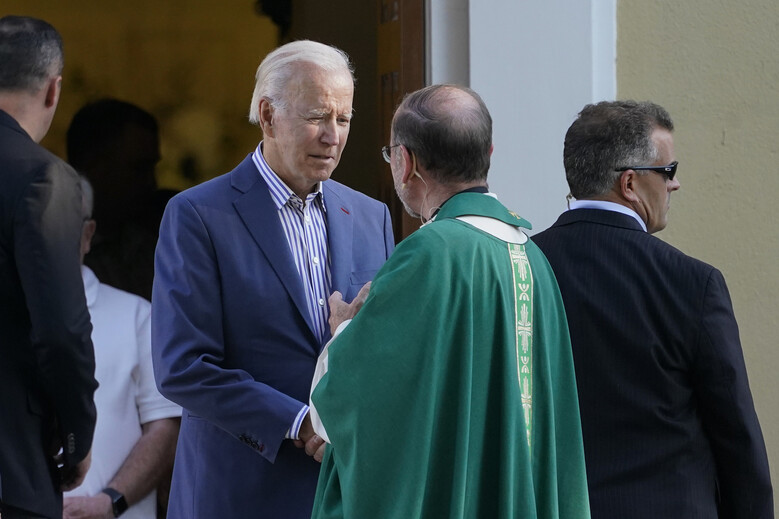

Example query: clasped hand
[295,413,326,462]
[328,282,371,335]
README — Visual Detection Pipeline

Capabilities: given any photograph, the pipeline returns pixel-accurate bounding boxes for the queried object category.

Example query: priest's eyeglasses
[381,144,401,163]
[615,161,678,181]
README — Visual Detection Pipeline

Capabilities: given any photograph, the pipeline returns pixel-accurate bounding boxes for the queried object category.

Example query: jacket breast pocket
[347,269,379,300]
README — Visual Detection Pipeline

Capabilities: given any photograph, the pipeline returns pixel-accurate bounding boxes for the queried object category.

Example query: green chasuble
[311,193,590,519]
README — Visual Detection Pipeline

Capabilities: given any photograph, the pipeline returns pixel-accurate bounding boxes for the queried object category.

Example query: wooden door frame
[377,0,425,242]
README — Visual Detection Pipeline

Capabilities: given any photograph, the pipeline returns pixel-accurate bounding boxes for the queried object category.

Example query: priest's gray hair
[563,100,674,199]
[248,40,354,125]
[0,15,64,93]
[392,84,492,183]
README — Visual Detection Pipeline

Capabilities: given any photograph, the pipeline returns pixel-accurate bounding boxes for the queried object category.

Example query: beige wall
[619,0,779,506]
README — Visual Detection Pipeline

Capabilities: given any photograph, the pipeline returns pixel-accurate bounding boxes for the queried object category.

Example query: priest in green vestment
[309,85,590,519]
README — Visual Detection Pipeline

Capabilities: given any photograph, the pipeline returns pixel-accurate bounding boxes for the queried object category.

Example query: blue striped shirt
[252,143,332,438]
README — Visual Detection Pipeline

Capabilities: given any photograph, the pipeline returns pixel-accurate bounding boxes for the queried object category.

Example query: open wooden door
[377,0,425,242]
[286,0,425,243]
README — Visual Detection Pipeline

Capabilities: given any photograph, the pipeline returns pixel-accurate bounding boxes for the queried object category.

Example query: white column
[427,0,469,85]
[428,0,616,233]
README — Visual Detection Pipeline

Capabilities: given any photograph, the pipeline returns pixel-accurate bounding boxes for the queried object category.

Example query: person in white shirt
[64,177,181,519]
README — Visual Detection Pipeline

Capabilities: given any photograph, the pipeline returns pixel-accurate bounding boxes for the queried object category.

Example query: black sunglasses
[615,161,678,180]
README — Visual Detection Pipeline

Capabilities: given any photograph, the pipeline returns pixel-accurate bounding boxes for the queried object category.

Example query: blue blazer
[152,155,394,518]
[533,209,773,519]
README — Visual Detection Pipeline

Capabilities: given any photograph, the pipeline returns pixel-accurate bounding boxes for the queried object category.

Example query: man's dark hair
[564,100,674,199]
[67,98,159,171]
[392,84,492,183]
[0,15,63,92]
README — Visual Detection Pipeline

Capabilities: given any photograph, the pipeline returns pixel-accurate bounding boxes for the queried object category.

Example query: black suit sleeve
[693,268,773,518]
[14,161,97,465]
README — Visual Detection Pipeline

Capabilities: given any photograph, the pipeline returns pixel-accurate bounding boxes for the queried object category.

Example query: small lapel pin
[341,207,350,214]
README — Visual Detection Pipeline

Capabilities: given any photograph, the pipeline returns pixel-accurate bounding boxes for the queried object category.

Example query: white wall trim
[427,0,470,85]
[592,0,617,101]
[427,0,617,233]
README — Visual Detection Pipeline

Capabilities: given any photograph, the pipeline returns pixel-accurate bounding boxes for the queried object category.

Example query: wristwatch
[101,487,128,517]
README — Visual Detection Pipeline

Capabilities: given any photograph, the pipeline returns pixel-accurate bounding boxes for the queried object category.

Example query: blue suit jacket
[533,209,773,519]
[152,155,394,518]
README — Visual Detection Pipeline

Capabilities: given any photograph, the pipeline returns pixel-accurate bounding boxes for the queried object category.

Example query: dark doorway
[286,0,425,242]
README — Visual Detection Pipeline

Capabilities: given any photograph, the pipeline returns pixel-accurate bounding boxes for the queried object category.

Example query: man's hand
[63,494,113,519]
[293,412,326,462]
[58,449,92,492]
[328,282,371,335]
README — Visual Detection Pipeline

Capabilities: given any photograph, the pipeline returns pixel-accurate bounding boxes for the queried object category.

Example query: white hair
[248,40,354,125]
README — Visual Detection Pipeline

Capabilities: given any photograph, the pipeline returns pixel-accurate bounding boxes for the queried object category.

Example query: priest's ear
[399,145,417,185]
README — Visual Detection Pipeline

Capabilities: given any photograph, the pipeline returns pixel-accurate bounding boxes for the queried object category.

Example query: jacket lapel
[230,156,317,338]
[323,182,353,299]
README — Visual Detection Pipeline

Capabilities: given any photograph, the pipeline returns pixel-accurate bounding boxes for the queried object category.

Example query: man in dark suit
[533,100,773,518]
[151,40,394,518]
[0,15,98,519]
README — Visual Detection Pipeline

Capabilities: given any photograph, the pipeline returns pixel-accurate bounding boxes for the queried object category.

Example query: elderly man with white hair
[151,40,394,518]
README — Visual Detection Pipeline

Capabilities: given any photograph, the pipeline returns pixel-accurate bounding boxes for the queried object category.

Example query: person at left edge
[151,40,394,519]
[0,15,97,519]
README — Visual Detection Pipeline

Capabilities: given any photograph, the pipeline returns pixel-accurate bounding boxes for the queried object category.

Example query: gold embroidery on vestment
[509,243,533,448]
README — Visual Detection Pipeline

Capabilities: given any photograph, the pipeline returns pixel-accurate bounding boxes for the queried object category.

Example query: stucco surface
[619,0,779,509]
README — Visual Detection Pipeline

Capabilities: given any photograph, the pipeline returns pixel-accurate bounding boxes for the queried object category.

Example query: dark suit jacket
[152,155,395,518]
[0,109,97,518]
[533,208,773,519]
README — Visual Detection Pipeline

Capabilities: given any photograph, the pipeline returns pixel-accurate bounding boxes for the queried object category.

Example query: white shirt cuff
[285,404,309,440]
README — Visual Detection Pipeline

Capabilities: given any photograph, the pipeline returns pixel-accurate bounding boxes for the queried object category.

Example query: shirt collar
[252,142,325,211]
[568,199,647,232]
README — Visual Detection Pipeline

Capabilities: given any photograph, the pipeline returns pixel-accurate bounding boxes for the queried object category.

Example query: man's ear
[619,170,641,203]
[399,145,416,185]
[258,98,275,137]
[44,76,62,109]
[80,219,96,261]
